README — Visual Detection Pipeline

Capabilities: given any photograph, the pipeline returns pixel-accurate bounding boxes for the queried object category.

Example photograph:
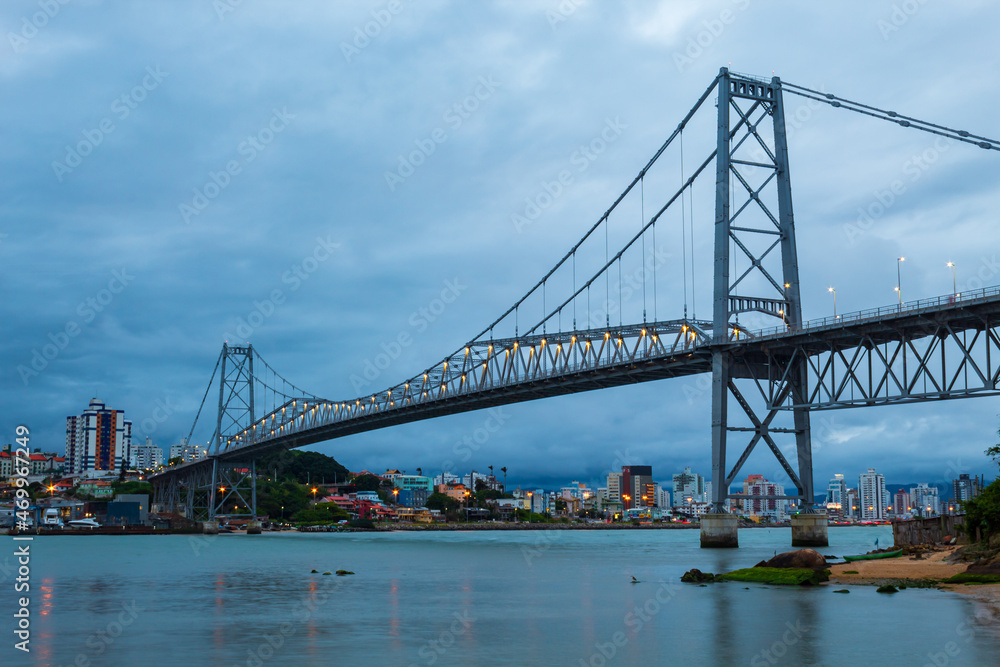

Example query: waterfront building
[65,398,133,475]
[656,485,671,509]
[131,437,164,469]
[672,466,705,507]
[434,472,462,486]
[396,488,429,507]
[168,439,208,463]
[436,483,469,503]
[394,475,433,492]
[952,474,981,504]
[530,489,546,514]
[858,468,889,520]
[893,490,912,518]
[739,474,788,522]
[77,479,114,498]
[561,481,592,501]
[910,483,940,517]
[844,488,860,520]
[606,472,622,503]
[825,474,847,520]
[622,465,654,509]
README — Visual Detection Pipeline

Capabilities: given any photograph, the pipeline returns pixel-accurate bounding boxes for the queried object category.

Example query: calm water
[5,526,998,666]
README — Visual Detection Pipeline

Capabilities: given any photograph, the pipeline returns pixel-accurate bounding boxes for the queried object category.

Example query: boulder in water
[757,548,828,571]
[681,568,716,583]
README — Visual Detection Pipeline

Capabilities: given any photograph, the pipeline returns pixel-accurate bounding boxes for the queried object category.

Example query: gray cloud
[2,0,998,490]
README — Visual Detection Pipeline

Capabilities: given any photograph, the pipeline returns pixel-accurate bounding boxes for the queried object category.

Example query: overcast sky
[3,0,999,494]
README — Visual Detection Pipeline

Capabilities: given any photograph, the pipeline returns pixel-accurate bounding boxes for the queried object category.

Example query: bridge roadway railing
[743,285,1000,410]
[751,285,1000,341]
[217,318,716,455]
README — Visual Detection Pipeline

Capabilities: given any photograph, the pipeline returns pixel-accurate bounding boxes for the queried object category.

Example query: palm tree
[500,466,507,493]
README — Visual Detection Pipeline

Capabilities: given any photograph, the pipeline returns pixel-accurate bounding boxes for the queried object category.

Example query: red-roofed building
[320,495,355,513]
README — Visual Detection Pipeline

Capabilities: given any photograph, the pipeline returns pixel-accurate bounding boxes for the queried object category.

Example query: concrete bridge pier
[700,513,739,548]
[791,513,828,547]
[202,521,220,534]
[246,520,262,535]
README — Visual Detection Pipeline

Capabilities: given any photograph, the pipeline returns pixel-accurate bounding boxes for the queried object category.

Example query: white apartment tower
[858,468,889,521]
[131,437,164,469]
[65,398,133,475]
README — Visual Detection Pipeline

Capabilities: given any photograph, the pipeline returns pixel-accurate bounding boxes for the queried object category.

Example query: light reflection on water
[9,527,999,666]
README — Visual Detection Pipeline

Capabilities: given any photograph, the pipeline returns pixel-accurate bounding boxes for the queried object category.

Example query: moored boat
[843,549,904,562]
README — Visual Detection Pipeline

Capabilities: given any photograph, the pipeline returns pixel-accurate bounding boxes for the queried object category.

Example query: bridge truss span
[746,288,1000,410]
[220,318,715,457]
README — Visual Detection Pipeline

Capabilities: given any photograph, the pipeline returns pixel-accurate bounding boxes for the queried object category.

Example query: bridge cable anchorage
[781,81,1000,150]
[467,73,723,344]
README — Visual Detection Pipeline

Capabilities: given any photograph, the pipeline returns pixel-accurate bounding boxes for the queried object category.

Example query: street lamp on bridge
[947,261,957,296]
[896,257,905,306]
[828,287,837,319]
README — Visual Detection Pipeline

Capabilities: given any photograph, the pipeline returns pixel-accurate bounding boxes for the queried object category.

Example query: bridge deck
[150,287,1000,480]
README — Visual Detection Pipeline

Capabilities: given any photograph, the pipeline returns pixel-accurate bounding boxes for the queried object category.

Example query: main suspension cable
[782,81,999,150]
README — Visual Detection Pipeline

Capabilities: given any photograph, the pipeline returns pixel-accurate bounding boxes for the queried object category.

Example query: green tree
[426,492,460,513]
[257,480,311,520]
[962,481,1000,542]
[351,473,386,492]
[963,437,1000,542]
[290,501,350,525]
[259,450,350,485]
[113,481,153,495]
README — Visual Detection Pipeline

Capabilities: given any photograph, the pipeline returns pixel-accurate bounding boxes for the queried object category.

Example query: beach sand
[828,546,965,584]
[829,547,1000,620]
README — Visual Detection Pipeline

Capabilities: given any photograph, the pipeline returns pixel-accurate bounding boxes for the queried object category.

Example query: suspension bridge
[150,67,1000,547]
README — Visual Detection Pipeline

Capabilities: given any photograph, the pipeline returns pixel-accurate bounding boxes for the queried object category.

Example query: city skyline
[4,3,1000,493]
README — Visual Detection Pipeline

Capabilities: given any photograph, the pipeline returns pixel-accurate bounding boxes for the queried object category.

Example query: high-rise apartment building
[672,466,705,507]
[168,439,208,463]
[131,437,164,469]
[607,472,622,504]
[65,398,133,475]
[910,483,940,516]
[740,474,787,521]
[858,468,888,520]
[893,489,911,518]
[825,474,847,520]
[622,465,654,509]
[953,474,981,504]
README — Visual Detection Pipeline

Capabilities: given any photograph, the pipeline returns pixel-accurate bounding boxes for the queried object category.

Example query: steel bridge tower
[703,69,824,547]
[173,344,262,531]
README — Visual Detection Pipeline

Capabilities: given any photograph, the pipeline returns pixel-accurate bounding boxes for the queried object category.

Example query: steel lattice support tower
[710,68,815,514]
[204,344,258,521]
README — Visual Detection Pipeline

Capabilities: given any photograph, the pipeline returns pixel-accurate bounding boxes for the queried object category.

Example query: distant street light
[896,257,905,306]
[828,287,837,318]
[947,261,957,295]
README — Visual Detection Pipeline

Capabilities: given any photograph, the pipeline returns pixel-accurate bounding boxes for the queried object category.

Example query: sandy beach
[828,546,965,584]
[828,547,1000,620]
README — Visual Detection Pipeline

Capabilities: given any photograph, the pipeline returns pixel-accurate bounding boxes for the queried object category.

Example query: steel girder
[756,307,1000,410]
